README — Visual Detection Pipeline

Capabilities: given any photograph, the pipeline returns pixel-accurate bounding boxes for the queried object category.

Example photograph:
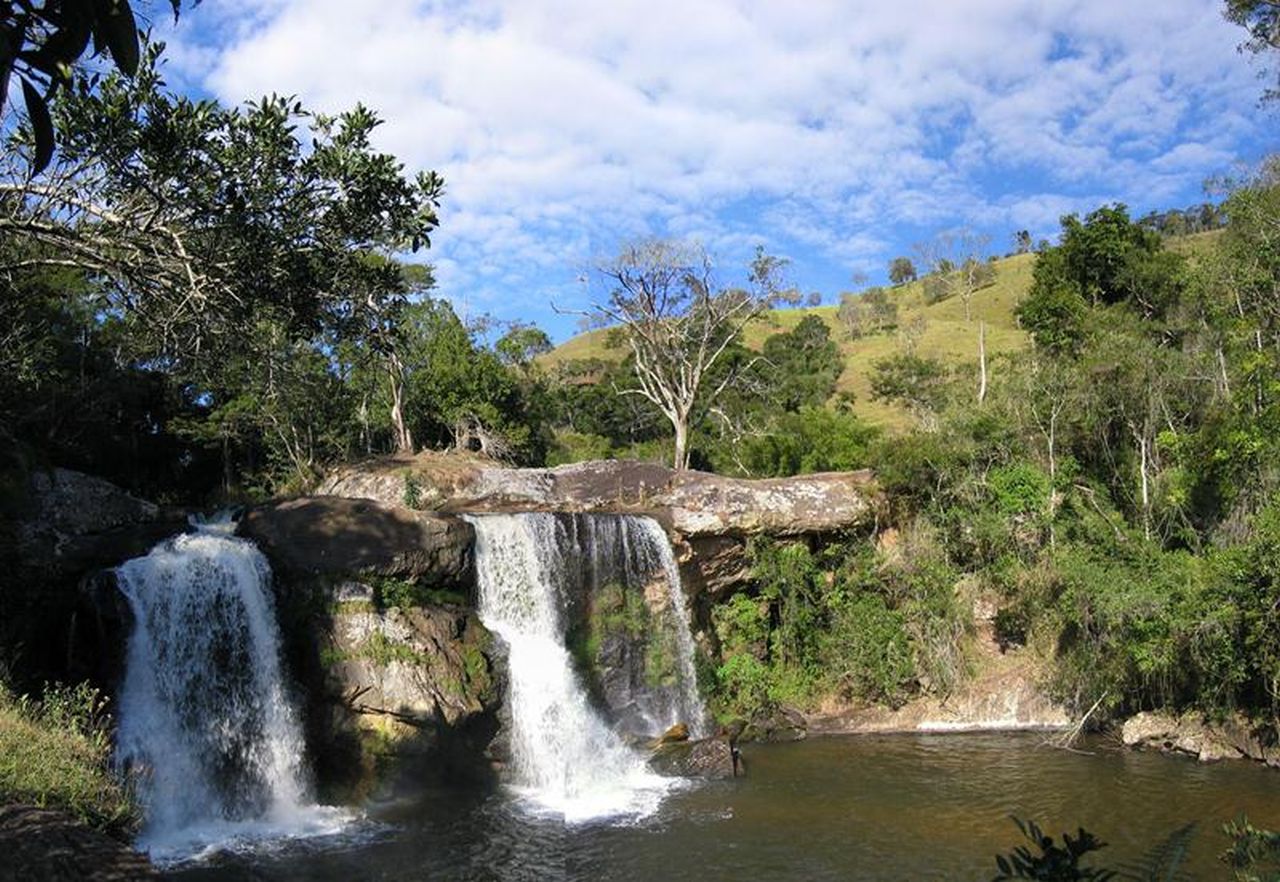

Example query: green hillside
[544,231,1223,433]
[543,251,1035,432]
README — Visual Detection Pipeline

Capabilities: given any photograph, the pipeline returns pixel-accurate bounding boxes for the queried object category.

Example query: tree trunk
[977,321,987,404]
[1138,431,1151,541]
[387,353,413,454]
[672,417,690,471]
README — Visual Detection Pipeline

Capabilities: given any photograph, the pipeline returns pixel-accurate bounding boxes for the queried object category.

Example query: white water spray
[466,513,706,822]
[115,518,344,862]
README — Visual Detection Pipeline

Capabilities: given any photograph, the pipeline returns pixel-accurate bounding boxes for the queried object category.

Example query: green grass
[542,232,1222,435]
[543,252,1035,432]
[0,684,137,836]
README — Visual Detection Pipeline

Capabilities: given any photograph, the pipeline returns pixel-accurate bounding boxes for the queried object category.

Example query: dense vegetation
[3,3,1280,840]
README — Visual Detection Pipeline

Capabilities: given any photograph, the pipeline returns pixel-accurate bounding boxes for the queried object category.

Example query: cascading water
[634,517,707,739]
[115,517,345,862]
[466,512,708,822]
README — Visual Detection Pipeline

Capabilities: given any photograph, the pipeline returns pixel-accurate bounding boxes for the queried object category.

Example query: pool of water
[171,732,1280,880]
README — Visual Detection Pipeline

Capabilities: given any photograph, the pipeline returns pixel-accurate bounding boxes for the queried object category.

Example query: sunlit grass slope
[544,232,1220,433]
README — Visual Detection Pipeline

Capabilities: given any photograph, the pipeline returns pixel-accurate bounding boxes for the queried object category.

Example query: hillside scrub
[0,682,137,836]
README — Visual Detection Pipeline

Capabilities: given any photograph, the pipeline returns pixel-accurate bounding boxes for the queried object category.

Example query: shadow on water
[169,732,1280,881]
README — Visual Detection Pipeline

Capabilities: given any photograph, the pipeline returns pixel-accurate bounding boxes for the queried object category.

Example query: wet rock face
[325,591,498,729]
[277,577,503,797]
[0,804,159,882]
[238,496,473,585]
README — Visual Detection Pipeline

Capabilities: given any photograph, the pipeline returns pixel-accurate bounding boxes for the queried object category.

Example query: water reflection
[172,733,1280,881]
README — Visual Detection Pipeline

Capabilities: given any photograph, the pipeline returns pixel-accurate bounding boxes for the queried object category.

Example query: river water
[171,731,1280,880]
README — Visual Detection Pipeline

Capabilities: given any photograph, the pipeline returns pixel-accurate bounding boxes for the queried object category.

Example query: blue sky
[155,0,1273,342]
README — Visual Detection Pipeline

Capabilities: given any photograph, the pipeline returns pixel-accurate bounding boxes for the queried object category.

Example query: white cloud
[166,0,1269,337]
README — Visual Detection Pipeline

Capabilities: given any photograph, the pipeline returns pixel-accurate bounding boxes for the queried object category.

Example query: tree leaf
[94,0,140,76]
[20,77,55,172]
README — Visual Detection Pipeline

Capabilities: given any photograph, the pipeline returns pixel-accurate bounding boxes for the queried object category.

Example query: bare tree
[914,229,995,321]
[589,240,788,470]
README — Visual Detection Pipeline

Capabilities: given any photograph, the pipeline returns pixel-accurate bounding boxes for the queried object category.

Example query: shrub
[713,653,776,722]
[0,682,137,835]
[823,592,914,706]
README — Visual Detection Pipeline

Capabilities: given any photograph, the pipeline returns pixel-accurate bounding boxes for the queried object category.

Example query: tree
[1,0,187,171]
[590,240,787,469]
[870,353,949,427]
[916,230,994,320]
[888,256,917,285]
[1,43,444,367]
[1,41,449,489]
[496,323,553,373]
[1226,0,1280,102]
[760,314,843,412]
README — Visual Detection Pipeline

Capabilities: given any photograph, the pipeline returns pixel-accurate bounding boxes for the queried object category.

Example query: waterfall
[466,513,707,821]
[115,518,344,862]
[634,517,707,739]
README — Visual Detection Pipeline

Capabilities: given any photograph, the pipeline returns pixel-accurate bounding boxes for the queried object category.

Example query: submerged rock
[648,736,740,779]
[0,804,159,882]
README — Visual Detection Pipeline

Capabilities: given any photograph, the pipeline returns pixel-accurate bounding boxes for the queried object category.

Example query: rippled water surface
[172,732,1280,881]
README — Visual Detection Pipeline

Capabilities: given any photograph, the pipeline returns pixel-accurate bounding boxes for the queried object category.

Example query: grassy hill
[543,232,1222,434]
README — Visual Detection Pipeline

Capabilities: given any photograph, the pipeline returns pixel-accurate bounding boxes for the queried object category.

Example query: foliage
[889,256,918,285]
[5,43,444,365]
[870,353,950,421]
[838,286,899,338]
[823,590,915,706]
[1,0,186,171]
[990,463,1053,516]
[760,315,843,412]
[1221,814,1280,881]
[709,531,967,722]
[1225,0,1280,103]
[738,407,878,477]
[993,818,1116,881]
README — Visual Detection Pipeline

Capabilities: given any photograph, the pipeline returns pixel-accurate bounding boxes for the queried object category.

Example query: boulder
[0,804,159,882]
[326,600,498,730]
[657,722,689,744]
[276,574,504,797]
[238,496,472,584]
[648,736,739,779]
[743,705,809,742]
[676,534,751,602]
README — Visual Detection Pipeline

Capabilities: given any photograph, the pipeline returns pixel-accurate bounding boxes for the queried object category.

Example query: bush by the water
[0,682,137,836]
[709,532,969,722]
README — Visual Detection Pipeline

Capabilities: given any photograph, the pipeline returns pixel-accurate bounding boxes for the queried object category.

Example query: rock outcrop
[1121,711,1280,765]
[648,736,739,779]
[318,453,879,538]
[238,496,472,585]
[9,468,187,578]
[0,805,158,882]
[326,592,496,728]
[802,642,1070,739]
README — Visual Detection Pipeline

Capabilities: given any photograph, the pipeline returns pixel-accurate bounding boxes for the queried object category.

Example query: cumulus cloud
[165,0,1269,337]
